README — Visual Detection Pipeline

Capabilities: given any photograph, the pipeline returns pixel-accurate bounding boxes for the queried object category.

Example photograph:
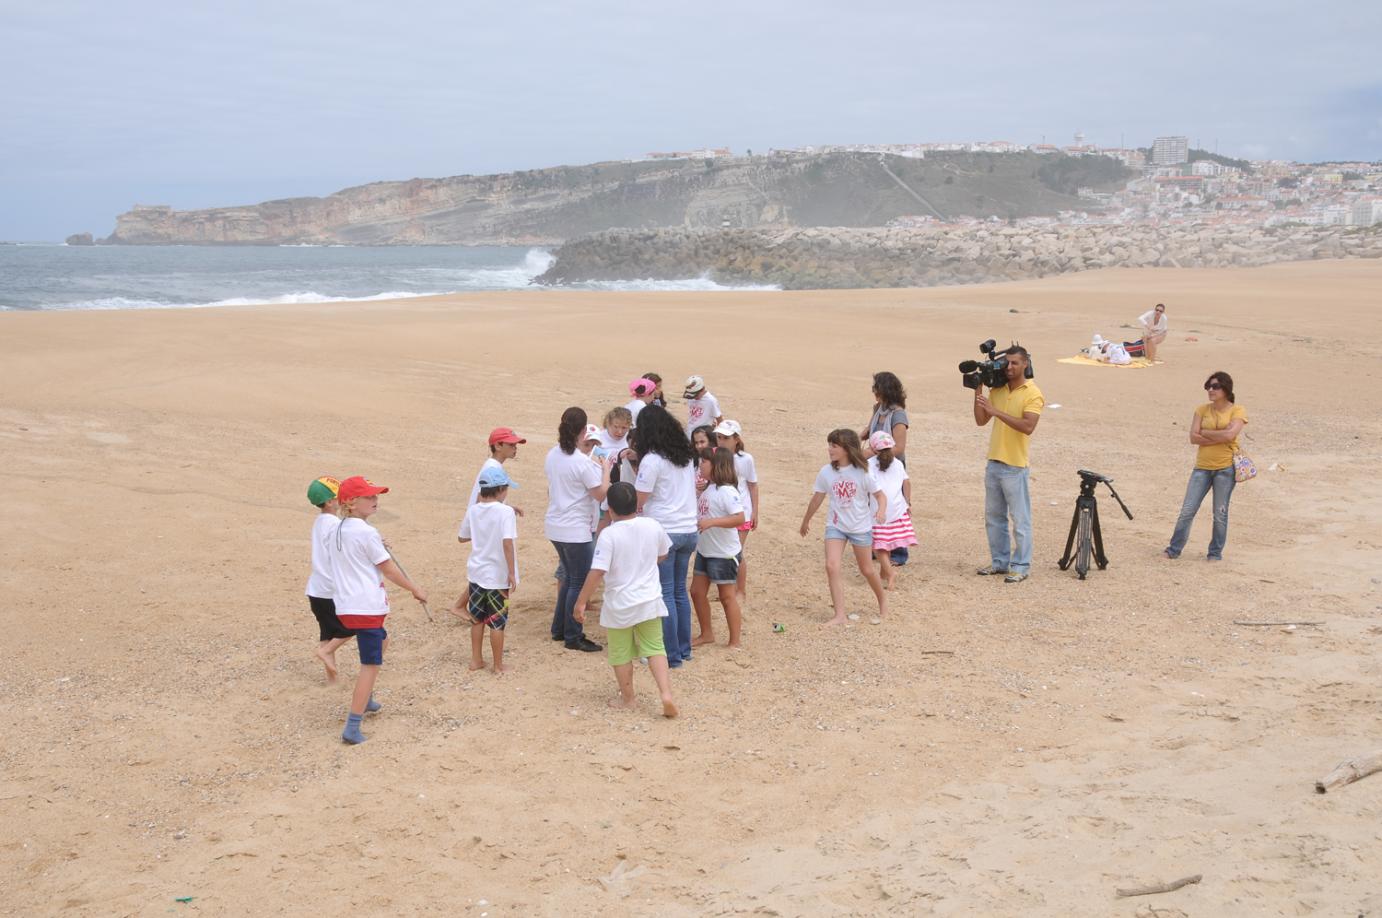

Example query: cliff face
[104,152,1128,245]
[536,224,1382,290]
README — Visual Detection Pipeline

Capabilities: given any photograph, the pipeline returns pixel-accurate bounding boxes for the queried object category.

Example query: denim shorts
[693,552,740,585]
[824,526,872,548]
[355,627,387,665]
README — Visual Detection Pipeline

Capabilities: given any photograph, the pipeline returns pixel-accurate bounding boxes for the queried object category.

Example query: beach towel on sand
[1057,355,1154,369]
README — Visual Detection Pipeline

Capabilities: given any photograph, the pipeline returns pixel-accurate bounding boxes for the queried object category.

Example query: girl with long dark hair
[544,406,612,650]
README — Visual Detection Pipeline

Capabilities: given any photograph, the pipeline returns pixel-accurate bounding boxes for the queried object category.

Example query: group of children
[303,372,918,743]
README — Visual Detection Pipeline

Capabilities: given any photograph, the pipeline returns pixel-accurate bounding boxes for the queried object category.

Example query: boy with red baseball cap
[328,475,428,744]
[469,427,527,511]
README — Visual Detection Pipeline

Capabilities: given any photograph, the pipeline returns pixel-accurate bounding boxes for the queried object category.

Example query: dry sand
[3,260,1381,916]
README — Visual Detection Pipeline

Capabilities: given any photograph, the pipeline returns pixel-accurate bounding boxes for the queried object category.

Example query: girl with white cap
[867,431,917,590]
[714,419,759,601]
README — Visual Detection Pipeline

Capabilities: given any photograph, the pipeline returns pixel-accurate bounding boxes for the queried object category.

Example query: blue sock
[342,712,365,745]
[365,695,381,714]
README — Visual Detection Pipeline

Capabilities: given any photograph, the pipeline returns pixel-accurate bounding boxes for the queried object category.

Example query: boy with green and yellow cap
[305,476,355,681]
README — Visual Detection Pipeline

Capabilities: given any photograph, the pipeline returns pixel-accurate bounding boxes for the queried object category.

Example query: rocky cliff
[103,152,1128,245]
[535,224,1382,289]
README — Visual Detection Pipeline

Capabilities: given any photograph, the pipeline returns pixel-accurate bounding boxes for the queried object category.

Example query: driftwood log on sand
[1315,750,1382,793]
[1231,620,1323,627]
[1115,874,1202,898]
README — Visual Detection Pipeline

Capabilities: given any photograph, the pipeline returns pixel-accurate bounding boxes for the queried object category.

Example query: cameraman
[972,346,1044,583]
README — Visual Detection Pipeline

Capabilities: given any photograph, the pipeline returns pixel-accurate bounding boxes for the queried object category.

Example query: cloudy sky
[2,0,1378,240]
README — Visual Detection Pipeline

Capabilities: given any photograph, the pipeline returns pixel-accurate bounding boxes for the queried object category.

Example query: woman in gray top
[863,371,909,461]
[862,371,911,566]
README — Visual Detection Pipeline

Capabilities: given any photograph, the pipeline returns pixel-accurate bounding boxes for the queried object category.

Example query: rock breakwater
[536,224,1382,289]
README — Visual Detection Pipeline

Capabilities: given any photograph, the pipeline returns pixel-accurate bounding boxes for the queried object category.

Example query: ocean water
[0,244,777,311]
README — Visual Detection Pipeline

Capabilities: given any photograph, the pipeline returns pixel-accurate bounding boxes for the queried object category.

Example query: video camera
[959,339,1034,390]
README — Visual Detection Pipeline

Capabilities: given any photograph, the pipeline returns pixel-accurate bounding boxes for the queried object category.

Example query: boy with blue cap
[454,465,520,673]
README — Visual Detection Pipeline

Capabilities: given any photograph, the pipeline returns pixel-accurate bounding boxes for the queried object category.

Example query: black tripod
[1057,469,1133,579]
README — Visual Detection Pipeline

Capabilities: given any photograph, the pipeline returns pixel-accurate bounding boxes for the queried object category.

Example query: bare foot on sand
[492,663,509,675]
[883,573,897,591]
[315,647,338,682]
[692,633,716,647]
[469,660,486,672]
[608,696,637,711]
[661,698,679,718]
[726,640,742,649]
[821,615,848,628]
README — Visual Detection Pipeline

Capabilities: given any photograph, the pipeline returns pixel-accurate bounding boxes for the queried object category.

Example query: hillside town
[642,136,1382,230]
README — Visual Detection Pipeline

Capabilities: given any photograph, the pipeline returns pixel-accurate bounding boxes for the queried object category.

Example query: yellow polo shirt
[1194,403,1247,470]
[987,380,1045,468]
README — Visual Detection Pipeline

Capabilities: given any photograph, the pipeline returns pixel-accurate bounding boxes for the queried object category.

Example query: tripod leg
[1091,500,1109,569]
[1058,504,1081,570]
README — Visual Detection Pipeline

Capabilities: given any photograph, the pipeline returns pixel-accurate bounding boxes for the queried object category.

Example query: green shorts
[607,618,666,666]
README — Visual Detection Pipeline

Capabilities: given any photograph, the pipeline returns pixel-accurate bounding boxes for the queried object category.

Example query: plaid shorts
[467,584,510,631]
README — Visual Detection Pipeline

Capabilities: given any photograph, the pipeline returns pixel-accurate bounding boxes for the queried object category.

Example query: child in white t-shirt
[866,432,917,591]
[682,375,723,431]
[329,476,429,745]
[573,483,678,718]
[468,426,527,510]
[305,476,354,682]
[799,429,889,627]
[691,448,746,648]
[454,466,520,674]
[625,377,658,427]
[714,420,759,602]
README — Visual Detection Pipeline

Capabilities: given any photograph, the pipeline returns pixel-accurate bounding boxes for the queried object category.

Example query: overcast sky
[2,0,1378,240]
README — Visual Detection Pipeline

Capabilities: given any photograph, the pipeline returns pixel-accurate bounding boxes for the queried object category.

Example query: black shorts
[309,596,355,641]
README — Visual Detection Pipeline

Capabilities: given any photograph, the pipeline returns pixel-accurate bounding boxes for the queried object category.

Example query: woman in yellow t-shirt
[1163,371,1247,560]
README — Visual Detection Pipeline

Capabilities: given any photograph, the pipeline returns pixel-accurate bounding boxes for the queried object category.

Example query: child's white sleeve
[366,528,390,565]
[458,513,472,540]
[812,466,830,493]
[591,530,612,572]
[723,486,743,515]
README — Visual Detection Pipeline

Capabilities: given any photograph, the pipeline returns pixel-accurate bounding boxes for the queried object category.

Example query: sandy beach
[3,259,1381,916]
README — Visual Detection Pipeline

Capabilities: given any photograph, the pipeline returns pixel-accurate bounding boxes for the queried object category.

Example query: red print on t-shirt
[689,404,704,423]
[833,480,857,502]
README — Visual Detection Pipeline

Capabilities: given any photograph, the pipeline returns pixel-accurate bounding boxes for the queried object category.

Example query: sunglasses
[1204,382,1223,390]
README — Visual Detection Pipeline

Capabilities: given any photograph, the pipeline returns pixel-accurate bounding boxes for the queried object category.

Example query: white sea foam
[0,247,779,312]
[3,290,446,312]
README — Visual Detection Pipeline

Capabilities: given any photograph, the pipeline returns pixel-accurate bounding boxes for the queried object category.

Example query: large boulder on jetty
[65,233,95,246]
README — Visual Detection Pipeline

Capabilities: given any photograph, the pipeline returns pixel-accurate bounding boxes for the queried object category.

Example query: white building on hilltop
[1152,136,1190,166]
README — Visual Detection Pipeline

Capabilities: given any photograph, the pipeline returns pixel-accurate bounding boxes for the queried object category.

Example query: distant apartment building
[1152,136,1190,165]
[1353,199,1382,226]
[1317,205,1352,226]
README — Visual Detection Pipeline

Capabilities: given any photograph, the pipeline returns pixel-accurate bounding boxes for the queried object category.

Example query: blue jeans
[984,460,1032,574]
[658,531,698,666]
[549,539,594,643]
[1165,467,1235,559]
